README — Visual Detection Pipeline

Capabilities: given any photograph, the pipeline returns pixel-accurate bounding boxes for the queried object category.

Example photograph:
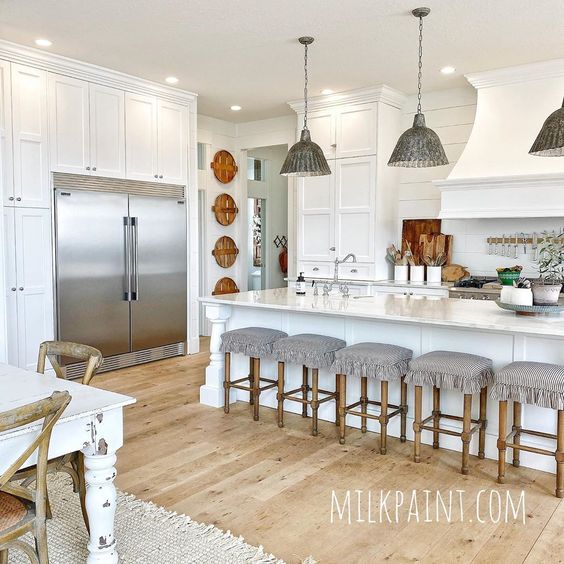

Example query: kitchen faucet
[333,253,357,283]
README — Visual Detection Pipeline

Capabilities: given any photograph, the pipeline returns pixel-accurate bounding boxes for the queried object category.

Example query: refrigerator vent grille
[53,173,185,199]
[64,342,185,379]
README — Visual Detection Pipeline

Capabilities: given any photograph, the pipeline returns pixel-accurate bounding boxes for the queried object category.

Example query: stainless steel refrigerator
[54,186,187,372]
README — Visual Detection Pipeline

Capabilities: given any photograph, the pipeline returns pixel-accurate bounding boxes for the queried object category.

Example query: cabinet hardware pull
[16,197,21,202]
[154,174,158,178]
[159,175,163,179]
[92,166,97,171]
[18,287,24,291]
[313,267,319,272]
[10,287,16,291]
[329,246,335,251]
[86,166,90,170]
[8,196,14,201]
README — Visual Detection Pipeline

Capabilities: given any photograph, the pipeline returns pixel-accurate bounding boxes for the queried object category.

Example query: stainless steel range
[448,277,502,301]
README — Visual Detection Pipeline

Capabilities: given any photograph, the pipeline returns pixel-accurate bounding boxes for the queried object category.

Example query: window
[197,143,206,171]
[247,157,264,181]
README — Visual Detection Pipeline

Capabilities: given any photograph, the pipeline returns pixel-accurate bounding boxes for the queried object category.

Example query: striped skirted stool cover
[272,334,346,368]
[405,351,494,393]
[490,361,564,410]
[331,342,413,380]
[220,327,288,357]
[331,342,413,452]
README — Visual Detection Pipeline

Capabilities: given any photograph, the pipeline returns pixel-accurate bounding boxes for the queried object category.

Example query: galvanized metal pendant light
[388,8,448,168]
[280,37,331,177]
[529,98,564,156]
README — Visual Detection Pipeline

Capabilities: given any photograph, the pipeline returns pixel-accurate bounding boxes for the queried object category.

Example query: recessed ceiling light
[35,38,52,47]
[230,105,242,111]
[440,66,456,75]
[165,76,179,84]
[321,89,334,95]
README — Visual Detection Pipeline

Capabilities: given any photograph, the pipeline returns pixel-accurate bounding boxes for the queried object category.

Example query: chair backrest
[0,391,71,518]
[37,341,103,385]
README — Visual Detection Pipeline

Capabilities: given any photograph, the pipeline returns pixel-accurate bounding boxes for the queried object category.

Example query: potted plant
[533,231,564,305]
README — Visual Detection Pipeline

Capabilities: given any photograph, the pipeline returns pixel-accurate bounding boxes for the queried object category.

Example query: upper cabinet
[10,64,49,208]
[300,103,377,159]
[125,94,188,185]
[48,74,125,178]
[0,60,13,207]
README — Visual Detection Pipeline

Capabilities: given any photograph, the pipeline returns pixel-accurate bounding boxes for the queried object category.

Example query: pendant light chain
[417,13,423,115]
[303,41,309,129]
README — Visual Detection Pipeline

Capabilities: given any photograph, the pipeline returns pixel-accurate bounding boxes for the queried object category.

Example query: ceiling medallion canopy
[388,7,448,168]
[280,36,331,177]
[529,97,564,157]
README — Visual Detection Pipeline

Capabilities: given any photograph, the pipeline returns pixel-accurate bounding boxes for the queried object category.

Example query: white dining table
[0,363,135,564]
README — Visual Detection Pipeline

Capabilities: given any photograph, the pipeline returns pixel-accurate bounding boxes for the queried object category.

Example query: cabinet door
[157,99,187,185]
[0,60,14,206]
[303,109,335,158]
[335,104,377,158]
[3,207,18,364]
[334,156,376,262]
[125,93,158,181]
[14,208,54,370]
[89,84,125,178]
[11,64,49,208]
[48,73,90,174]
[297,160,335,262]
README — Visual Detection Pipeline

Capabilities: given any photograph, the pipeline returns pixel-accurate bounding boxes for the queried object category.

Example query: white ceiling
[1,0,563,122]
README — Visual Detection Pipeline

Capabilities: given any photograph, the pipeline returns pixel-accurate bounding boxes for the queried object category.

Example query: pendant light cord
[303,41,309,130]
[417,14,423,115]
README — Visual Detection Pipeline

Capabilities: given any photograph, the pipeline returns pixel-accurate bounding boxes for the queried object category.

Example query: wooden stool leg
[311,368,319,436]
[380,380,389,455]
[556,409,564,498]
[224,352,231,414]
[498,400,507,484]
[461,394,473,475]
[249,357,254,405]
[252,358,260,421]
[277,361,285,428]
[413,385,422,463]
[432,386,441,449]
[360,376,368,433]
[400,375,408,442]
[479,386,487,459]
[339,374,347,444]
[301,365,309,417]
[512,401,522,467]
[334,374,340,426]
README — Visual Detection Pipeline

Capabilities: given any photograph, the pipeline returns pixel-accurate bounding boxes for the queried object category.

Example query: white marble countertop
[285,277,451,289]
[200,288,564,338]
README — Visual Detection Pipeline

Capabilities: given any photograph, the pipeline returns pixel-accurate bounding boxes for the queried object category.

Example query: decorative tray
[495,300,564,317]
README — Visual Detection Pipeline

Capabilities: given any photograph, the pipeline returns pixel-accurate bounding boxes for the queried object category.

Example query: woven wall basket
[211,193,239,226]
[212,236,239,268]
[211,150,238,184]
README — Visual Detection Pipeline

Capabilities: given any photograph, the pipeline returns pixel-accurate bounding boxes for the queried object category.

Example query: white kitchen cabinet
[334,156,376,262]
[4,207,54,370]
[157,99,188,185]
[48,74,90,174]
[0,60,13,207]
[49,75,126,178]
[125,94,188,185]
[89,84,125,178]
[11,64,49,208]
[125,92,158,182]
[297,160,335,262]
[299,103,377,160]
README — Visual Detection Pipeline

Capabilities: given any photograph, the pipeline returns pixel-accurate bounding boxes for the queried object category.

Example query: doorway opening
[245,146,288,290]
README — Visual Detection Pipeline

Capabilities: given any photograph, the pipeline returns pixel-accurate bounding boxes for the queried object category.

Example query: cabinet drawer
[298,262,332,278]
[339,264,373,280]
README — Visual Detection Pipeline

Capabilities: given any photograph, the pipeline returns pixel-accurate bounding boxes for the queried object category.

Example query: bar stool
[221,327,288,421]
[332,343,413,454]
[491,361,564,498]
[406,351,493,474]
[274,333,346,436]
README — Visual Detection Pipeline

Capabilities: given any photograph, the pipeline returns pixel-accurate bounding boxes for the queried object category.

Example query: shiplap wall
[398,86,564,278]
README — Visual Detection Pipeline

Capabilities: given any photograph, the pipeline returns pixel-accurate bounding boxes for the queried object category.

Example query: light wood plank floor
[94,339,564,563]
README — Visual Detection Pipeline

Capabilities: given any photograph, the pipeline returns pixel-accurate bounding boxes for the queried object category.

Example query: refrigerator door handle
[131,216,139,301]
[123,217,132,301]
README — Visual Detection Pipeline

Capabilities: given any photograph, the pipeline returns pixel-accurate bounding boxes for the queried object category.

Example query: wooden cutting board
[442,264,470,282]
[419,233,453,265]
[402,219,442,265]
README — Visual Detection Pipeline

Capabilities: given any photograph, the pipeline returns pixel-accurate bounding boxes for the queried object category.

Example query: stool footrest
[505,440,555,458]
[508,428,557,441]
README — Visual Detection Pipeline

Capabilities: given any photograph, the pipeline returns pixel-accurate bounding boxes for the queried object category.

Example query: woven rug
[6,474,292,563]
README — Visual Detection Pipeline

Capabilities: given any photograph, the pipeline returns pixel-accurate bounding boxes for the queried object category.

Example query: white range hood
[435,59,564,218]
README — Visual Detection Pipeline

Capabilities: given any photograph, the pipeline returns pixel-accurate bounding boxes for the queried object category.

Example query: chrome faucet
[333,253,357,282]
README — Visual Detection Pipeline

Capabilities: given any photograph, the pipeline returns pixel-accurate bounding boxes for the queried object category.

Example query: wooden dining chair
[16,342,103,531]
[0,390,71,564]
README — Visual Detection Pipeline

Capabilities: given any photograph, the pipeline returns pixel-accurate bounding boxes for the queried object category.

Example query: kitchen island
[199,288,564,473]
